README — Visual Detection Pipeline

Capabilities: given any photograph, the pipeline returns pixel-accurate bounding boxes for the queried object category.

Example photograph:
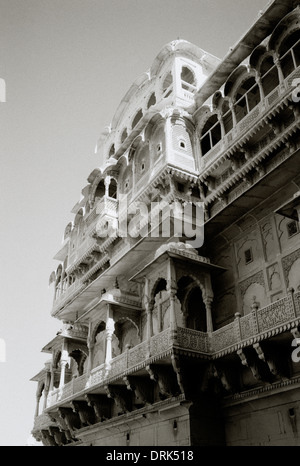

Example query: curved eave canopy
[194,0,295,108]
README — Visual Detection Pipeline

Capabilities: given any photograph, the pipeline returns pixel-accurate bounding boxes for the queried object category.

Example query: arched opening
[94,179,105,202]
[162,72,173,98]
[153,278,167,298]
[177,276,207,332]
[185,287,207,332]
[132,109,143,129]
[147,92,156,109]
[200,114,222,156]
[234,76,260,123]
[69,349,87,377]
[181,66,196,93]
[108,178,117,199]
[152,279,168,334]
[114,318,139,353]
[260,55,279,96]
[279,29,300,78]
[93,321,106,368]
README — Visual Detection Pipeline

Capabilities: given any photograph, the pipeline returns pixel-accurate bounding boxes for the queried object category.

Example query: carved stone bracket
[104,384,132,414]
[146,364,181,399]
[58,407,81,431]
[70,400,95,427]
[85,394,111,422]
[123,375,154,407]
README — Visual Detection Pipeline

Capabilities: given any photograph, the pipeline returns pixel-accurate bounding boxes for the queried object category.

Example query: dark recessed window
[287,220,299,238]
[177,182,185,193]
[244,248,253,264]
[179,140,186,149]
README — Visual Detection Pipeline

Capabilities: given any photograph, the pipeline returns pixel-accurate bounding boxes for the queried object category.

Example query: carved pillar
[105,304,114,372]
[157,293,162,333]
[59,343,69,390]
[219,114,226,139]
[204,297,214,334]
[34,384,43,418]
[167,259,177,336]
[274,56,285,86]
[204,274,214,334]
[230,101,237,128]
[43,371,51,411]
[144,277,153,340]
[104,175,111,197]
[48,362,54,394]
[256,74,265,102]
[86,322,93,375]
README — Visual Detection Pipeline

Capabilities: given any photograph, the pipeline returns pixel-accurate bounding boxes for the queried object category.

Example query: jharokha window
[181,66,196,93]
[200,114,222,156]
[234,77,261,124]
[279,29,300,78]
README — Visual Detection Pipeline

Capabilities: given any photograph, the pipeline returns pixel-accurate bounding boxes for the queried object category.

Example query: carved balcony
[46,290,300,410]
[201,63,300,174]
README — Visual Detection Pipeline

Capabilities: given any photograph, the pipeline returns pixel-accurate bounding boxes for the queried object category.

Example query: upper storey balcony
[51,191,118,315]
[197,36,300,174]
[32,285,300,445]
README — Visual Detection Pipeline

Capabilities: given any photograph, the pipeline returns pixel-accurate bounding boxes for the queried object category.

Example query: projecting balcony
[201,62,300,172]
[46,289,300,409]
[52,196,118,314]
[84,196,118,236]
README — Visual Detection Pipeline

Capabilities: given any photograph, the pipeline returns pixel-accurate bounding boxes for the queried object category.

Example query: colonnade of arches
[198,9,300,156]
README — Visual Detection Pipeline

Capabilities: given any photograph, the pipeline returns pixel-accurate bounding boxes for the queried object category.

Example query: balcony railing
[201,61,300,171]
[46,290,300,408]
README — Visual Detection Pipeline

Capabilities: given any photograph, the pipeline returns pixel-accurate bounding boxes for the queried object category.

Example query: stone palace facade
[31,0,300,446]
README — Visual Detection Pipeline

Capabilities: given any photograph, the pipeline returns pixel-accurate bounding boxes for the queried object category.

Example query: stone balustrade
[46,290,300,408]
[201,65,300,172]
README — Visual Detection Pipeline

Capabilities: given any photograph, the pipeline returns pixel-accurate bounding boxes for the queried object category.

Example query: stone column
[43,371,51,411]
[167,259,177,338]
[105,305,115,372]
[34,384,43,418]
[85,322,94,387]
[144,277,153,340]
[219,114,226,139]
[204,297,214,334]
[104,175,111,197]
[274,56,285,87]
[256,75,265,102]
[59,343,69,390]
[230,101,237,128]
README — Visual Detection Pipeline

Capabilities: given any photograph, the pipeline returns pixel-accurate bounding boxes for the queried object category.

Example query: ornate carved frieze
[239,271,265,297]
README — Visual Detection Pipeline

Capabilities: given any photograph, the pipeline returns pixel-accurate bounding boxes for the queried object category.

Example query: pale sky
[0,0,269,446]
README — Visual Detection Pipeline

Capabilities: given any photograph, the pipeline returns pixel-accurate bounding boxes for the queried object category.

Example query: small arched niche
[181,66,196,92]
[115,318,139,353]
[177,276,207,332]
[92,321,106,368]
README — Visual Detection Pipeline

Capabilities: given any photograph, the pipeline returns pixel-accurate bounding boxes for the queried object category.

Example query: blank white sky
[0,0,268,446]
